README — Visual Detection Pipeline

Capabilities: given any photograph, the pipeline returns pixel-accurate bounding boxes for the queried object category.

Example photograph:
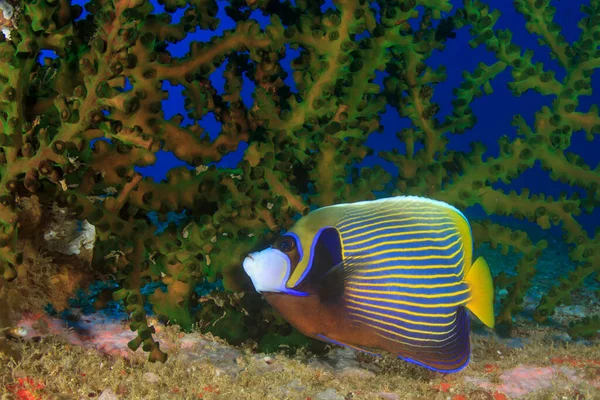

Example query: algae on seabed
[1,321,599,400]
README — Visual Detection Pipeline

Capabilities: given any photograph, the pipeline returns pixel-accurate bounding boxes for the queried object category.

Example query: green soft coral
[466,0,600,328]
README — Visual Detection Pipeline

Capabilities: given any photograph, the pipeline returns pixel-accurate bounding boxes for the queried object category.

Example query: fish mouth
[246,254,254,261]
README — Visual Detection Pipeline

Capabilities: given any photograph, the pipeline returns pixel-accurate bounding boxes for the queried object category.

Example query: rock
[321,348,362,371]
[319,347,380,378]
[0,0,14,40]
[336,366,376,379]
[314,388,345,400]
[556,305,586,318]
[174,342,245,377]
[249,354,285,375]
[274,379,307,397]
[552,332,572,342]
[377,393,400,400]
[98,388,119,400]
[306,358,335,372]
[0,0,13,19]
[43,205,96,256]
[498,337,527,349]
[143,372,160,384]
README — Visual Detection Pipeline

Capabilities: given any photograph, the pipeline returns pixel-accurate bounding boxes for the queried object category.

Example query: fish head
[243,234,307,296]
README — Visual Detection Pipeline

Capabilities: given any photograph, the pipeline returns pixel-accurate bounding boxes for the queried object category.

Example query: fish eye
[276,236,295,253]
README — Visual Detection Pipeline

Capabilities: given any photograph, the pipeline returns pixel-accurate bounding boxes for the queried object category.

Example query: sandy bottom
[0,311,599,399]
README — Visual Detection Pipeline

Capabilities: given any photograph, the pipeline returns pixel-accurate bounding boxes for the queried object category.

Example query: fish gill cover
[0,0,598,362]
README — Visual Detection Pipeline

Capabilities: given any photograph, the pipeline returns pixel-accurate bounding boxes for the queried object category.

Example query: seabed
[2,200,598,400]
[1,235,600,400]
[1,311,599,400]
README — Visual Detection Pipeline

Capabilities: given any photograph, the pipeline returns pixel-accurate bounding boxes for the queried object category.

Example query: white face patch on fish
[243,248,291,294]
[243,248,309,296]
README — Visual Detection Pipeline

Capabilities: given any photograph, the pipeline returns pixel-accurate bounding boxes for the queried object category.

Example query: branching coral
[0,0,598,363]
[378,0,600,330]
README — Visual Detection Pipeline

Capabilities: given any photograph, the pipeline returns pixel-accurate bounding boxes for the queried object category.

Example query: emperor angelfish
[243,196,495,373]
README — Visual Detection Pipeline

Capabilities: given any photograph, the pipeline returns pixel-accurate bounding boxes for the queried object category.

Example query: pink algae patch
[550,356,600,367]
[465,363,600,398]
[180,336,205,349]
[17,312,143,359]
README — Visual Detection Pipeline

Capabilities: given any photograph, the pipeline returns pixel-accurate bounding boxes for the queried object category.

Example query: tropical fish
[243,196,495,373]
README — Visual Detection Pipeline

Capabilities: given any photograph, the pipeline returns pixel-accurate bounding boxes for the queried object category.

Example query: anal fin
[392,308,472,374]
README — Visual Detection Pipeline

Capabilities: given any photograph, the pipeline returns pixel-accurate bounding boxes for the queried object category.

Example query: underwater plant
[0,0,598,363]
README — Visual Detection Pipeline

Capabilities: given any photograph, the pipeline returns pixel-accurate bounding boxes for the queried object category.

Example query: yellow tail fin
[465,257,495,328]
